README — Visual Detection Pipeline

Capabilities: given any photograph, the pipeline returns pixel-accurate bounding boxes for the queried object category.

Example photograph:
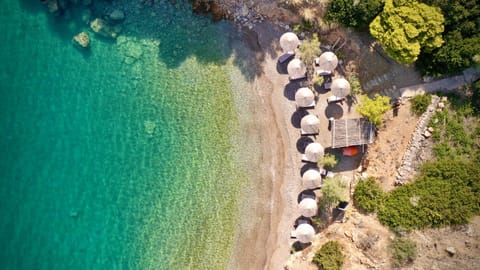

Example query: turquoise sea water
[0,1,255,269]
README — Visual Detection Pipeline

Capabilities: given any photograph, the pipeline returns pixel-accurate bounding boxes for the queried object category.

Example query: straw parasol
[279,32,300,53]
[300,115,320,135]
[287,59,306,79]
[295,223,316,243]
[302,169,322,189]
[317,51,338,72]
[304,142,324,162]
[295,87,315,108]
[331,78,351,98]
[299,198,318,217]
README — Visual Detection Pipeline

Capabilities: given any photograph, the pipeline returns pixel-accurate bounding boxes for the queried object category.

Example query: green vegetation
[318,153,338,169]
[356,94,391,126]
[313,241,345,270]
[410,94,431,116]
[378,159,480,229]
[298,34,321,66]
[354,177,384,213]
[321,176,348,209]
[369,0,444,64]
[325,0,385,29]
[353,97,480,230]
[390,237,417,266]
[347,75,362,96]
[417,0,480,76]
[313,75,325,86]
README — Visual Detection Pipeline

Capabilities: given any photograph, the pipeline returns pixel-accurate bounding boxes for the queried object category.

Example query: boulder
[109,9,125,21]
[90,18,117,38]
[446,246,456,256]
[423,130,432,138]
[73,32,90,48]
[43,0,59,13]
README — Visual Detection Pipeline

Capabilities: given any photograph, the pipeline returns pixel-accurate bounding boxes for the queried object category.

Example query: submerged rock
[144,120,156,135]
[109,9,125,21]
[42,0,59,13]
[73,32,90,48]
[90,18,117,39]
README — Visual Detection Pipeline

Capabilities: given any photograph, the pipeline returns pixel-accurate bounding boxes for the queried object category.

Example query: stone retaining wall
[395,95,441,185]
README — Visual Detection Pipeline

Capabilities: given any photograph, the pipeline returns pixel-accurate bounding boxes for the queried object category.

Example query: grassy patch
[353,177,384,213]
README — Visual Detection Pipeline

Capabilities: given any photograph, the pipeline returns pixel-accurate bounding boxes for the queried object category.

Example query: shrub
[390,237,417,266]
[321,176,349,209]
[314,75,325,86]
[354,177,384,213]
[356,94,391,126]
[318,153,338,169]
[348,75,362,96]
[410,94,431,116]
[299,34,321,66]
[313,241,345,270]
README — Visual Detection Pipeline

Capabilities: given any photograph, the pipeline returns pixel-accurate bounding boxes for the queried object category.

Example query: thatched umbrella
[287,59,306,79]
[299,198,318,217]
[331,78,351,98]
[295,87,315,108]
[304,142,324,162]
[317,51,338,72]
[279,32,300,53]
[295,223,316,243]
[300,115,320,135]
[302,169,322,189]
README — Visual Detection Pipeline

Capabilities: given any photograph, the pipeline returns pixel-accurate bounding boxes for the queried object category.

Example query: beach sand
[227,22,305,270]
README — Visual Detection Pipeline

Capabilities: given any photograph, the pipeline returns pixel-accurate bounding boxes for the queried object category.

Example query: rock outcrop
[73,31,90,48]
[109,9,125,21]
[90,18,118,39]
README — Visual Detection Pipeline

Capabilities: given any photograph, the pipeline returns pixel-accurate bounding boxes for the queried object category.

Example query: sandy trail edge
[227,22,303,270]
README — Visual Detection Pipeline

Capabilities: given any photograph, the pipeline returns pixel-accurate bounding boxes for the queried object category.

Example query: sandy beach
[226,22,310,270]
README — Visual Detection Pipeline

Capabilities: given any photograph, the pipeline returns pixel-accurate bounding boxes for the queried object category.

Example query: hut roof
[331,118,376,148]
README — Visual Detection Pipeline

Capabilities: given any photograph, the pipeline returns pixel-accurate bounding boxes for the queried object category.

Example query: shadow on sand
[325,103,344,119]
[291,109,309,128]
[296,136,314,154]
[325,147,364,172]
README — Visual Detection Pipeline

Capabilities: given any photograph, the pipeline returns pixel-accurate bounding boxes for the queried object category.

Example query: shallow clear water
[0,1,254,269]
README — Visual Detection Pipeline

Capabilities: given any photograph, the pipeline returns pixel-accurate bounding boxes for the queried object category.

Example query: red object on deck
[342,146,359,156]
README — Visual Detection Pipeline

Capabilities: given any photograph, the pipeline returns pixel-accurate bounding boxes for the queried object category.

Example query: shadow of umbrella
[297,189,316,203]
[291,109,309,128]
[276,59,290,74]
[284,80,301,100]
[296,136,314,154]
[325,103,344,119]
[300,163,319,176]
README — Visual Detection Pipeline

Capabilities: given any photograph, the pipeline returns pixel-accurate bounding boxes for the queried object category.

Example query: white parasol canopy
[300,115,320,135]
[299,198,318,217]
[317,51,338,72]
[287,59,306,79]
[331,78,351,98]
[302,169,322,189]
[295,87,315,108]
[304,142,324,162]
[279,32,300,53]
[295,223,316,243]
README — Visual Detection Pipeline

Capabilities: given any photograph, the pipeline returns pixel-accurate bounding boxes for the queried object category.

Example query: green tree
[369,0,444,64]
[356,94,391,126]
[354,177,384,213]
[326,0,385,29]
[321,176,348,208]
[390,237,417,266]
[298,34,321,66]
[313,241,345,270]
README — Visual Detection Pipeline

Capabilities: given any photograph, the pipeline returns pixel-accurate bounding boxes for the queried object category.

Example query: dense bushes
[390,237,417,266]
[410,94,431,116]
[313,241,345,270]
[377,159,480,230]
[354,177,384,213]
[325,0,384,29]
[416,0,480,76]
[356,94,391,127]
